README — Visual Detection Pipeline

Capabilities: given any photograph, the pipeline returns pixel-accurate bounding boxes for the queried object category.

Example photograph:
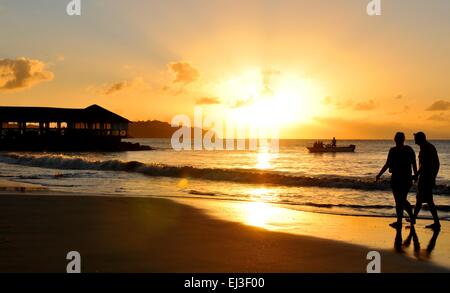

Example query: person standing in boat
[331,137,337,148]
[376,132,417,228]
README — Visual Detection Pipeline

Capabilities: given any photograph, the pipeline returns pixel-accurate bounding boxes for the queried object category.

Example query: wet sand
[175,198,450,269]
[0,192,447,273]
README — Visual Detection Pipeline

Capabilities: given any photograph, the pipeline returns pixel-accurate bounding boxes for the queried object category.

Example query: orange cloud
[354,99,377,111]
[261,69,280,95]
[324,97,378,111]
[168,61,199,84]
[0,58,54,91]
[104,80,134,95]
[232,98,253,108]
[88,77,150,97]
[98,77,149,96]
[312,116,412,138]
[428,113,449,122]
[322,96,332,105]
[322,96,353,109]
[426,100,450,111]
[195,97,221,105]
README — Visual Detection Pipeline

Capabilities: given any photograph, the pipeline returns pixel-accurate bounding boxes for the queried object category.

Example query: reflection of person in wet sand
[394,226,440,260]
[376,132,417,228]
[394,225,419,254]
[425,229,441,258]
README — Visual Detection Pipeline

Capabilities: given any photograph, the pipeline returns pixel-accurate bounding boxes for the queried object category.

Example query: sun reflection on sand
[244,188,287,228]
[241,200,315,231]
[172,197,450,269]
[244,201,281,228]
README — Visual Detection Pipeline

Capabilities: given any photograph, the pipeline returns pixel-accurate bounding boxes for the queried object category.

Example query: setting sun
[210,69,325,130]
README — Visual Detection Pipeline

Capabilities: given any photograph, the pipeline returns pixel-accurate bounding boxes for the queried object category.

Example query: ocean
[1,139,449,220]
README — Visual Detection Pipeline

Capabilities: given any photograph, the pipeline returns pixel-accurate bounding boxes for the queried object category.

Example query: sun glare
[244,201,279,228]
[214,69,324,130]
[256,152,272,169]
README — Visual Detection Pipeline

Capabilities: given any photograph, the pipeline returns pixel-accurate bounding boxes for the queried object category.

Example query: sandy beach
[3,0,450,282]
[0,190,448,273]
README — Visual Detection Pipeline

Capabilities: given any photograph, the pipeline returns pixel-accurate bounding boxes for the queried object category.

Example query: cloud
[324,97,378,111]
[195,97,221,105]
[232,98,253,108]
[387,105,410,116]
[0,58,54,91]
[354,99,377,111]
[336,100,354,109]
[322,96,332,105]
[97,77,149,96]
[426,100,450,111]
[168,61,199,84]
[104,81,133,95]
[307,115,450,138]
[428,113,450,122]
[312,117,412,139]
[261,69,280,95]
[322,96,353,109]
[324,97,354,109]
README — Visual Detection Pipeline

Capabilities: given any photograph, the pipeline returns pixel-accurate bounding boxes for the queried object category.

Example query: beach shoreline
[0,190,448,273]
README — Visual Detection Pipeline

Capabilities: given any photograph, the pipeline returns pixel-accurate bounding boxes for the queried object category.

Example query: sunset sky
[1,0,450,138]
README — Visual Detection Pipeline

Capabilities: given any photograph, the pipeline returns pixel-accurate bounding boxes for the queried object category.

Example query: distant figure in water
[412,132,441,230]
[376,132,417,229]
[331,137,337,148]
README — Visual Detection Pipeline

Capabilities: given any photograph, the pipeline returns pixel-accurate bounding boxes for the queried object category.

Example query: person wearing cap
[376,132,417,229]
[412,132,441,230]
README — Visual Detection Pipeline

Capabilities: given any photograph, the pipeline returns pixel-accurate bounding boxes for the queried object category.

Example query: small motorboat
[307,144,356,153]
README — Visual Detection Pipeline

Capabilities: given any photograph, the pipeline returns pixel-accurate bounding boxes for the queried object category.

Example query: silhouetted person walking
[376,132,417,228]
[412,132,441,230]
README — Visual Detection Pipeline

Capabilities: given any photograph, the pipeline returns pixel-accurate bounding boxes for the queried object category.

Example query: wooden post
[20,121,24,135]
[39,122,44,135]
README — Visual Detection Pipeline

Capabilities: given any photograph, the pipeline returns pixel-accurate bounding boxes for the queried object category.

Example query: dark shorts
[417,176,436,202]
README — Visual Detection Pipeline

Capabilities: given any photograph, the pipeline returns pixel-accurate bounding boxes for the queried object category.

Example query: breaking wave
[282,201,450,213]
[1,153,449,195]
[184,191,450,213]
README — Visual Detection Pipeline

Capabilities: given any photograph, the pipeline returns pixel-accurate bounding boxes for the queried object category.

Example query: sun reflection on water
[255,148,278,170]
